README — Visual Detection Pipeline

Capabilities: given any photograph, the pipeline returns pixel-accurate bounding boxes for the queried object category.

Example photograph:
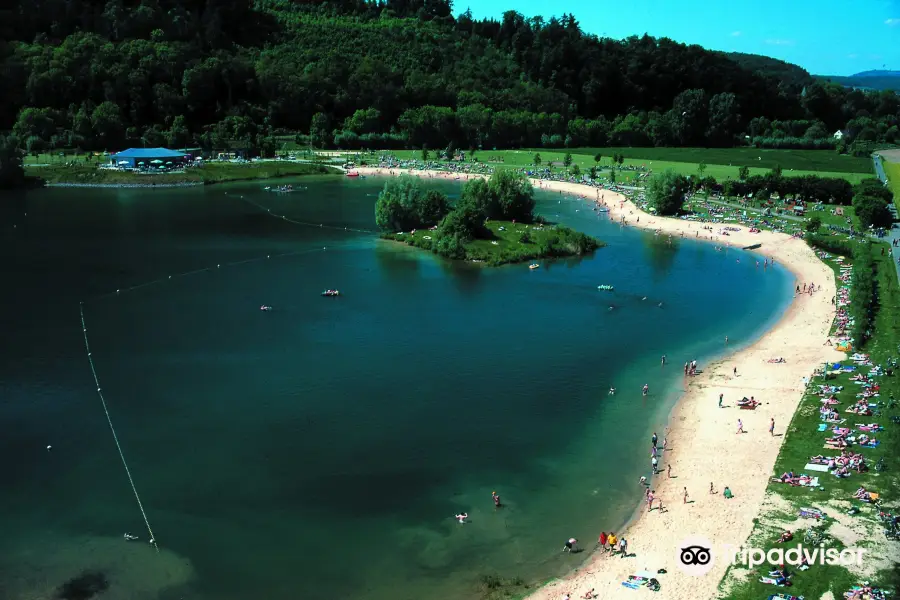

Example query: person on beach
[710,482,717,494]
[639,475,647,486]
[683,487,689,504]
[651,432,658,448]
[597,532,607,551]
[663,436,668,451]
[582,589,596,599]
[723,487,733,499]
[769,417,775,436]
[684,362,689,375]
[651,456,659,473]
[607,532,617,552]
[667,463,672,478]
[719,393,724,408]
[737,419,744,434]
[651,445,657,458]
[618,537,628,557]
[733,366,738,377]
[563,538,578,552]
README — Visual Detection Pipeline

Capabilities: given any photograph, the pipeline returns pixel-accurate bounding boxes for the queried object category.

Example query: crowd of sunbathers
[809,450,868,476]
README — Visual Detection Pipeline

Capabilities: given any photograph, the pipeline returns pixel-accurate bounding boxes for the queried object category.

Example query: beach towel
[799,507,825,519]
[767,595,803,600]
[621,581,641,589]
[817,424,828,431]
[759,576,786,586]
[804,463,831,472]
[800,477,819,487]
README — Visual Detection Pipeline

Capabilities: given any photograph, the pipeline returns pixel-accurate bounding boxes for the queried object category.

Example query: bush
[806,216,822,233]
[806,233,852,256]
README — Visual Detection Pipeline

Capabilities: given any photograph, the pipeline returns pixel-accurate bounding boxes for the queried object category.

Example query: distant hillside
[816,70,900,91]
[722,52,813,89]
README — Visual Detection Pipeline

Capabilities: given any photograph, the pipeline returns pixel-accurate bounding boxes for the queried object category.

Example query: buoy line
[239,195,378,235]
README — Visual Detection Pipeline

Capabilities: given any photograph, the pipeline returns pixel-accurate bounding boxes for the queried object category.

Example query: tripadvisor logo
[724,543,866,569]
[675,536,866,576]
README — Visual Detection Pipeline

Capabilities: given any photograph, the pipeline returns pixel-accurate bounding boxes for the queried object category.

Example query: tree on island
[647,169,690,216]
[375,175,450,232]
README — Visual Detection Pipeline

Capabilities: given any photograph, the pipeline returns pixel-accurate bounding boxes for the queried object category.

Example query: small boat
[322,290,341,297]
[528,263,540,270]
[124,533,139,541]
[260,305,272,311]
[346,171,360,178]
[597,285,614,291]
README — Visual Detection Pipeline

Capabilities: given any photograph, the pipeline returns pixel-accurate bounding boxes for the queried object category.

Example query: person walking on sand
[733,366,738,377]
[710,482,717,494]
[683,487,689,504]
[719,393,724,408]
[769,417,775,436]
[737,419,744,434]
[607,532,617,552]
[597,531,607,551]
[619,537,628,557]
[667,463,672,478]
[651,432,658,448]
[646,490,654,511]
[651,455,659,473]
[663,435,668,451]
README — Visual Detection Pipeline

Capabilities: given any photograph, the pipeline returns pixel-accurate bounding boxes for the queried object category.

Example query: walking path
[874,153,900,285]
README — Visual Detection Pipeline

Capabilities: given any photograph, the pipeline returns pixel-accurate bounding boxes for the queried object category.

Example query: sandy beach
[357,167,844,600]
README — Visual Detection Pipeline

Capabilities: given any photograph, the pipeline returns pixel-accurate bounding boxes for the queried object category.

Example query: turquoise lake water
[0,177,792,600]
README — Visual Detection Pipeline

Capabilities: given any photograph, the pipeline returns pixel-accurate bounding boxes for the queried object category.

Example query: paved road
[874,153,888,183]
[872,154,900,285]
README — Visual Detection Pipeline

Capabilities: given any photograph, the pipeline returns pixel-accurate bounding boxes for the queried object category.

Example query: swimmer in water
[455,513,468,524]
[642,384,649,396]
[609,387,616,395]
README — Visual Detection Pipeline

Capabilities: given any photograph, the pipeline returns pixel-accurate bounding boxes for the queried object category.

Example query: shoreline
[357,166,844,600]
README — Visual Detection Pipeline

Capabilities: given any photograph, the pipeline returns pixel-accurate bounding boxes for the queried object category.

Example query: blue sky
[463,0,900,76]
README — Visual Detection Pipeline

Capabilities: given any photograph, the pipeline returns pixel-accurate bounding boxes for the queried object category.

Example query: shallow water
[0,177,791,599]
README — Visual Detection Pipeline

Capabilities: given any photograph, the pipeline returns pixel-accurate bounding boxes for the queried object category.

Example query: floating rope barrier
[237,194,378,235]
[76,192,377,545]
[80,302,160,551]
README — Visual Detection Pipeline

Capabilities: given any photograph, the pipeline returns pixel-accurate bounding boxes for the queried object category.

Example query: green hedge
[805,233,853,256]
[850,243,877,348]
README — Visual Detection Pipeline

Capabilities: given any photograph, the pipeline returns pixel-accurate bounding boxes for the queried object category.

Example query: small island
[376,171,603,266]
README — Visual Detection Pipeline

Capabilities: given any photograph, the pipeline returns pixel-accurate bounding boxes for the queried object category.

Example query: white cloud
[764,39,795,46]
[885,18,900,26]
[730,31,742,37]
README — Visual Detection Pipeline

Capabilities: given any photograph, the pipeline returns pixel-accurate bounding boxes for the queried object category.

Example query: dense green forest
[0,0,898,165]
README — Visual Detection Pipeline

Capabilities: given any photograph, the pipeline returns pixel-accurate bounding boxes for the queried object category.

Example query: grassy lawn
[382,219,604,266]
[365,149,868,185]
[718,242,900,600]
[884,160,900,212]
[560,147,872,174]
[24,161,338,185]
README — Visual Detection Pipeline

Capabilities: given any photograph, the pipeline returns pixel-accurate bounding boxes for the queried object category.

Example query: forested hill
[0,0,898,156]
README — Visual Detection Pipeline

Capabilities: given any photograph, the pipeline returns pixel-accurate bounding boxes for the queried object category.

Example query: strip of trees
[851,179,895,230]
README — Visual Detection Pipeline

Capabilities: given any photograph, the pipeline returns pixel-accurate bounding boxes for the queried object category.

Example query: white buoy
[47,445,52,451]
[117,289,120,294]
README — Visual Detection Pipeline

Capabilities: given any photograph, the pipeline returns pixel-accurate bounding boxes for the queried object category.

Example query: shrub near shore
[376,171,603,265]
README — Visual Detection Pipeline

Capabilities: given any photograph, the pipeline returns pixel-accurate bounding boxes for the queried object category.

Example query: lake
[0,176,792,600]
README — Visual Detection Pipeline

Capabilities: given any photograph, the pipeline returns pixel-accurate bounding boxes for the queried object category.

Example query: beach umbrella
[118,160,128,165]
[165,161,173,165]
[138,161,145,165]
[150,159,164,164]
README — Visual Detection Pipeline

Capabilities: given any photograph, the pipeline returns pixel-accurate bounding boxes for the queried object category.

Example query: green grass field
[369,149,869,185]
[884,160,900,211]
[560,147,872,174]
[720,244,900,600]
[24,161,338,185]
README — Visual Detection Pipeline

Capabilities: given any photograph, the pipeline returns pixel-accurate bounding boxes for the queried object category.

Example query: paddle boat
[528,263,540,270]
[345,171,360,178]
[322,289,341,297]
[124,533,139,541]
[260,305,272,311]
[597,284,614,291]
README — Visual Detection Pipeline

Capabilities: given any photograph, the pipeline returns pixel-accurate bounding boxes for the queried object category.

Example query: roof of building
[110,147,187,159]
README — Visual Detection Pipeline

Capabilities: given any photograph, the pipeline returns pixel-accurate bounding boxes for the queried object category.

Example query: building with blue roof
[109,147,188,168]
